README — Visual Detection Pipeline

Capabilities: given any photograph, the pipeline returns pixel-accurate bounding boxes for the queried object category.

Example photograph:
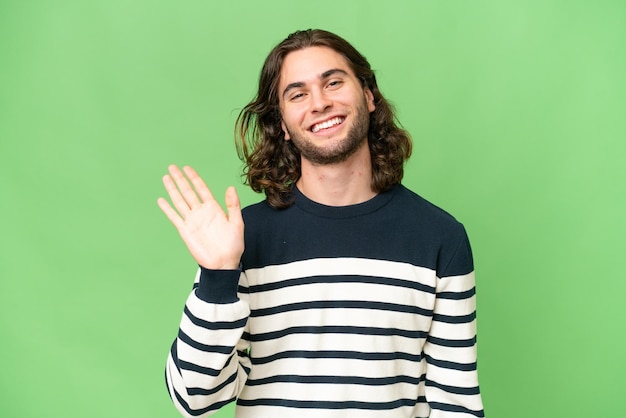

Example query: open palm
[158,165,244,270]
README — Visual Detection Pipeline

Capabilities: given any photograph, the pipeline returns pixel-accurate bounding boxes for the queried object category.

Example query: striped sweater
[165,184,485,417]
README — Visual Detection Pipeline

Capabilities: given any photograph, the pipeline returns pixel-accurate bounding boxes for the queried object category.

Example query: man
[159,29,484,418]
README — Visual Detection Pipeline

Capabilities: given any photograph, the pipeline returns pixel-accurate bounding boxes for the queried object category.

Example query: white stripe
[245,257,437,286]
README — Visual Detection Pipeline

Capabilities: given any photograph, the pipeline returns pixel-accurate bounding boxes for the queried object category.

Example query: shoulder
[390,185,473,276]
[391,184,465,235]
[241,198,300,232]
[241,199,275,220]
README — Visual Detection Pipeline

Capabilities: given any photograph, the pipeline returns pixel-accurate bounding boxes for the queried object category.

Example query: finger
[168,164,201,209]
[157,197,184,230]
[224,186,243,226]
[183,165,216,204]
[162,174,191,218]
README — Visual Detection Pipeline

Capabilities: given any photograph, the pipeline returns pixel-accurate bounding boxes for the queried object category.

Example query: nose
[310,88,332,113]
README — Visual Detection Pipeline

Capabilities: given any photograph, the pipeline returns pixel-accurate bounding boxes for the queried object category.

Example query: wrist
[195,266,241,304]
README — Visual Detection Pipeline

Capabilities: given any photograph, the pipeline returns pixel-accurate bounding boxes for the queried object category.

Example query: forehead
[279,46,354,89]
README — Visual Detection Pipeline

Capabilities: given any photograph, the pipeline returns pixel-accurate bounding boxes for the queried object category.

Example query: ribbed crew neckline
[292,184,400,219]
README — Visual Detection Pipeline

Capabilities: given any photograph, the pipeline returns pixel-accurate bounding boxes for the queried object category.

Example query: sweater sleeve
[423,226,485,417]
[165,267,251,417]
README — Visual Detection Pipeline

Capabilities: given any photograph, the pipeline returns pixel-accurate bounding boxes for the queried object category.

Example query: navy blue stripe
[438,287,475,300]
[184,306,248,330]
[429,401,485,417]
[237,349,252,376]
[252,350,422,365]
[169,341,181,374]
[174,387,235,416]
[178,354,235,376]
[178,360,221,377]
[246,373,425,386]
[178,329,233,354]
[241,363,251,376]
[425,353,477,372]
[248,274,436,294]
[426,378,480,395]
[426,335,476,348]
[164,367,170,393]
[188,372,238,396]
[432,311,476,324]
[248,326,429,342]
[237,397,419,410]
[251,300,432,318]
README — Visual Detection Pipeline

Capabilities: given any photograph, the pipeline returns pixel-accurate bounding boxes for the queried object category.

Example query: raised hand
[157,165,244,270]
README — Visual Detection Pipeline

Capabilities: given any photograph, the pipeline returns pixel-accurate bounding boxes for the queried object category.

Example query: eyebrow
[281,68,350,99]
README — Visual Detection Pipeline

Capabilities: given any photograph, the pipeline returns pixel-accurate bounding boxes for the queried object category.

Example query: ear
[281,120,291,140]
[365,88,375,113]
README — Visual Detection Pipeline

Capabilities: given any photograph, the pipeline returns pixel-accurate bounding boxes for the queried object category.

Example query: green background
[1,1,624,417]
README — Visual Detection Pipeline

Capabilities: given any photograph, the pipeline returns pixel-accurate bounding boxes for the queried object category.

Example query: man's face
[278,46,376,166]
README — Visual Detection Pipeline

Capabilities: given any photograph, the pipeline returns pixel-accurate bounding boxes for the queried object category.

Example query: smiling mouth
[310,117,345,133]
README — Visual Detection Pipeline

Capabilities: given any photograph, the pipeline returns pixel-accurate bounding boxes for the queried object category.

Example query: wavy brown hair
[236,29,412,209]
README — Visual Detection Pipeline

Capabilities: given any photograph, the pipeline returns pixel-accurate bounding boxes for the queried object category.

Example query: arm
[165,267,251,417]
[158,165,249,416]
[423,227,485,417]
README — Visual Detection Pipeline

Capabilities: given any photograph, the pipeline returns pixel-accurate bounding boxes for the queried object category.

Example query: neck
[296,142,375,206]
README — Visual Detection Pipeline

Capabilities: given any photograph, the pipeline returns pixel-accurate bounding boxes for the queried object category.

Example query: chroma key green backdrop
[1,1,624,417]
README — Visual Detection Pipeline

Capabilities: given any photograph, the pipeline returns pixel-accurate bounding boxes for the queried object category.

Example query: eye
[289,92,306,102]
[327,79,343,89]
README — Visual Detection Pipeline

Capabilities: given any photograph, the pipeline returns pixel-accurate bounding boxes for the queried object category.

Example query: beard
[284,96,371,166]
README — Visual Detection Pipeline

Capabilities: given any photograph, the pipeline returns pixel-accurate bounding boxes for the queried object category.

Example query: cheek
[282,106,307,127]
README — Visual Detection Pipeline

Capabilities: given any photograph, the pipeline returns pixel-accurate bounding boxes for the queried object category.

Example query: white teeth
[311,117,344,133]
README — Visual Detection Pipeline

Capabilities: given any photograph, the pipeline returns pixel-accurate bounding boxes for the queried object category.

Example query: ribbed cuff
[195,266,241,304]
